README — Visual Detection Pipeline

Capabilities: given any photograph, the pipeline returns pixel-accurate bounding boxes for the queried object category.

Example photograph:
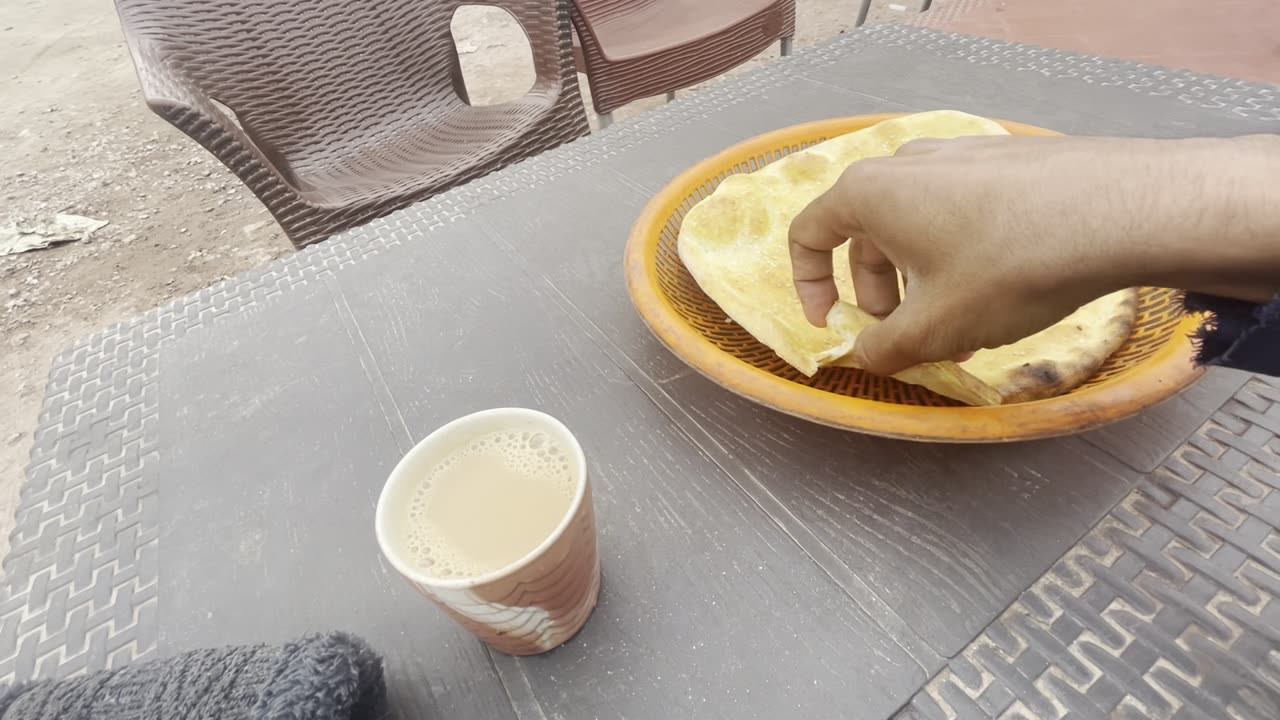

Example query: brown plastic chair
[114,0,590,249]
[570,0,797,124]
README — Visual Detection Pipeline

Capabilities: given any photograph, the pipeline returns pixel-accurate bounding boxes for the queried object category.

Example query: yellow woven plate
[624,114,1204,442]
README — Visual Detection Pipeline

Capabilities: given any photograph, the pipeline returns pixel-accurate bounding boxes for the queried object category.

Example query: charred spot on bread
[1022,361,1062,388]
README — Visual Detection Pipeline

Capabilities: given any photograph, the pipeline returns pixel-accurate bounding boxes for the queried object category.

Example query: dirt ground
[0,0,926,564]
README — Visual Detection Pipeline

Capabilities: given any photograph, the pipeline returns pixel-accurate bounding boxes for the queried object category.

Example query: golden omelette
[677,111,1138,406]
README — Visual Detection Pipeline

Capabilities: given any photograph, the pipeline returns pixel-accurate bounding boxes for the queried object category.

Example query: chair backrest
[573,0,777,27]
[573,0,666,22]
[114,0,567,169]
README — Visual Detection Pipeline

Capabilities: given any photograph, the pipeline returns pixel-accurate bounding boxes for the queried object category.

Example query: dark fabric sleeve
[1185,292,1280,375]
[0,632,385,720]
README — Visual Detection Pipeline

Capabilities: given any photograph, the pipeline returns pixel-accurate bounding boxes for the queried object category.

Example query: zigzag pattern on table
[897,377,1280,720]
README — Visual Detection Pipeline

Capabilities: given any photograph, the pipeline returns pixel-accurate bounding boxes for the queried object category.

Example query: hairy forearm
[1114,135,1280,303]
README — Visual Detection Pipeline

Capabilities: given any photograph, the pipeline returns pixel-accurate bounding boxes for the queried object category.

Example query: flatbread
[965,289,1137,402]
[827,289,1138,402]
[826,303,1002,407]
[678,110,1138,405]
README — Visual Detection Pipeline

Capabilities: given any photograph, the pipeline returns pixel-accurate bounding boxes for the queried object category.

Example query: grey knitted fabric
[0,632,385,720]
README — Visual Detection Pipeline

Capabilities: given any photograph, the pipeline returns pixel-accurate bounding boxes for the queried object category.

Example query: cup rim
[374,408,588,591]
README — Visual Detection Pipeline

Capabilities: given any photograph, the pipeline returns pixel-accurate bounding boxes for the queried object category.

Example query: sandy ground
[0,0,926,564]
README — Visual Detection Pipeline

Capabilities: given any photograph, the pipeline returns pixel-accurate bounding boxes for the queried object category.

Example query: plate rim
[624,113,1205,442]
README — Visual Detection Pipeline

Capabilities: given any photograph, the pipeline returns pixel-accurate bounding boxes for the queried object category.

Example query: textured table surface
[3,23,1279,720]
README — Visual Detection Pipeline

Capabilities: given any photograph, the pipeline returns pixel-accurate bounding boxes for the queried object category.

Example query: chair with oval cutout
[114,0,590,249]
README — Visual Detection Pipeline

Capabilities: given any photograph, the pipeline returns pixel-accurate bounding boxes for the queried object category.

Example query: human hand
[788,134,1280,376]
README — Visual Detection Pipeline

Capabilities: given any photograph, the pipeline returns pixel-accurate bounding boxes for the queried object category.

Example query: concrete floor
[915,0,1280,85]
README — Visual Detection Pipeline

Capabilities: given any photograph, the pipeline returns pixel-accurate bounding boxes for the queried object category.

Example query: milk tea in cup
[375,409,600,655]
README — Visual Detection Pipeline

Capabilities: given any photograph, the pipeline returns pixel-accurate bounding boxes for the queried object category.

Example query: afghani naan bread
[968,289,1137,402]
[828,288,1139,403]
[679,110,1139,405]
[826,303,1001,407]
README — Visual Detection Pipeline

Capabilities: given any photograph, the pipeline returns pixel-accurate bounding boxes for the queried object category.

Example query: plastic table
[3,23,1279,720]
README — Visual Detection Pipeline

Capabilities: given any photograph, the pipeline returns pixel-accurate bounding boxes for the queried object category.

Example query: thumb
[850,299,930,377]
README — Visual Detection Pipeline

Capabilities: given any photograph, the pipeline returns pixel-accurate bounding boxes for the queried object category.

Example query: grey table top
[3,22,1280,720]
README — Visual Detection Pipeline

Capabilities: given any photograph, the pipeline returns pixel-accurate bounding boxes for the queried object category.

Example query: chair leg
[665,91,676,102]
[780,36,794,56]
[855,0,872,28]
[597,112,613,129]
